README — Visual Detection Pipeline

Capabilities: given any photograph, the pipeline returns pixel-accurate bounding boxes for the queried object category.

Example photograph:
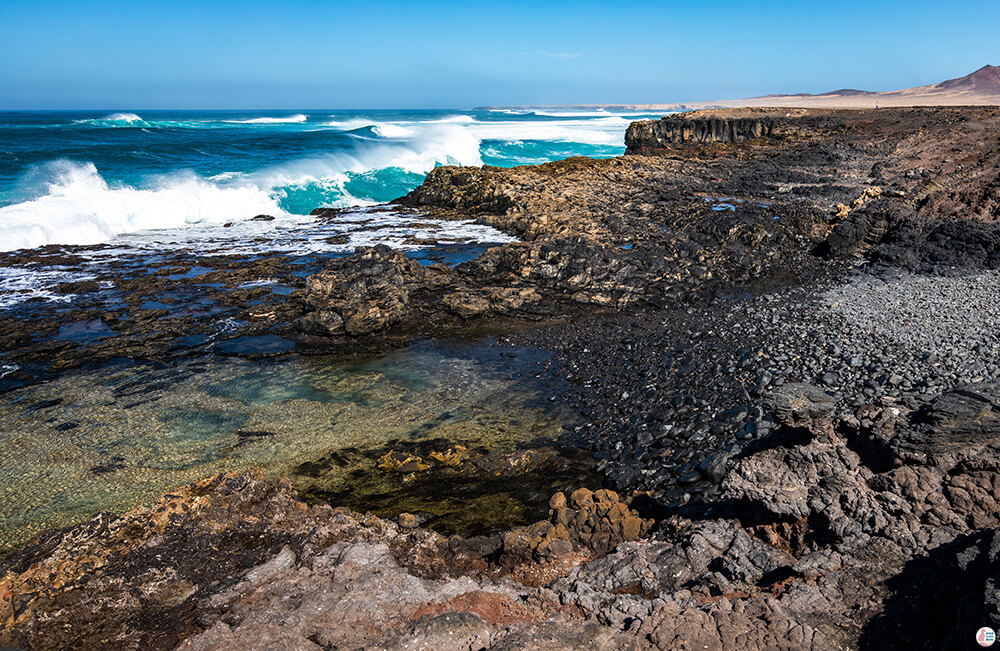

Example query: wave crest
[0,161,284,252]
[226,114,308,124]
[103,112,144,123]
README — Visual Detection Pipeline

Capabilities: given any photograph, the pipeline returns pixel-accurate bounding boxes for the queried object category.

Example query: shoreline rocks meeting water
[5,106,1000,649]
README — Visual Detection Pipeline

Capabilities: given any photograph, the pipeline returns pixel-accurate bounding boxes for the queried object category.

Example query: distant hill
[482,65,1000,112]
[752,88,875,99]
[934,64,1000,91]
[703,65,1000,109]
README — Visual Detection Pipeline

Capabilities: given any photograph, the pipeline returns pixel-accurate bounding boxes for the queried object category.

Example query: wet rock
[299,245,419,335]
[53,280,100,295]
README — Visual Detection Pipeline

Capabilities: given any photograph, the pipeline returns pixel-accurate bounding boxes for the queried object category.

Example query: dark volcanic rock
[889,383,1000,460]
[624,107,845,153]
[860,528,1000,650]
[765,382,836,431]
[298,244,424,336]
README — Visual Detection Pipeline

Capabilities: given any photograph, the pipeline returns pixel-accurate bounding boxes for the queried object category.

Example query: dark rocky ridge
[624,107,848,152]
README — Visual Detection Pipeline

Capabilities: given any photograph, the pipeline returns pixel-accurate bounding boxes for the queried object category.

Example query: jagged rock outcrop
[296,244,429,336]
[624,108,845,153]
[0,470,649,650]
[626,115,776,148]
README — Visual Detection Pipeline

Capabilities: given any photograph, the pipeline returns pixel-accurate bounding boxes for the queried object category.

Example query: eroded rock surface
[6,380,1000,649]
[624,107,846,151]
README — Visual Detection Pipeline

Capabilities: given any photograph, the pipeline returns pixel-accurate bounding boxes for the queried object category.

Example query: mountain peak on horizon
[934,64,1000,91]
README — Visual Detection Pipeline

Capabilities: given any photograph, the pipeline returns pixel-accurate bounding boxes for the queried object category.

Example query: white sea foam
[0,266,96,308]
[73,112,147,127]
[321,120,415,137]
[464,119,623,145]
[79,209,514,259]
[257,124,482,187]
[0,160,285,252]
[102,112,144,123]
[370,123,415,138]
[321,118,377,130]
[533,110,666,118]
[533,110,609,117]
[323,113,626,145]
[428,115,477,124]
[0,123,481,251]
[226,114,308,124]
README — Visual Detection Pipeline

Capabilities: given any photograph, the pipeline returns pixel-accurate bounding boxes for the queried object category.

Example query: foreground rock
[6,379,1000,649]
[0,470,653,650]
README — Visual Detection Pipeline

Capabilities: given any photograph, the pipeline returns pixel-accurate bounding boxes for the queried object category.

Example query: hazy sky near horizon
[2,0,998,109]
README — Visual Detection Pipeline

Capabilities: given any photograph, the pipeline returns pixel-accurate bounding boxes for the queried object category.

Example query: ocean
[0,109,665,252]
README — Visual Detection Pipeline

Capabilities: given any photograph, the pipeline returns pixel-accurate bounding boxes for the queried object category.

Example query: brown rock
[549,491,567,510]
[569,487,594,509]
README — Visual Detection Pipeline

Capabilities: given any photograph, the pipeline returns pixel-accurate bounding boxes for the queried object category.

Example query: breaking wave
[225,114,308,124]
[0,161,284,252]
[0,124,484,251]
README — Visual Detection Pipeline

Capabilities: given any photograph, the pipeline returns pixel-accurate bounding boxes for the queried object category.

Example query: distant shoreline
[479,94,1000,112]
[479,64,1000,111]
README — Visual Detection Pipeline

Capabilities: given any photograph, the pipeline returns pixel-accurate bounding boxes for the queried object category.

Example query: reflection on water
[0,340,575,549]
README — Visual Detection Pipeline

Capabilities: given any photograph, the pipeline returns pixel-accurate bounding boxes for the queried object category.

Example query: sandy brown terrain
[486,64,1000,111]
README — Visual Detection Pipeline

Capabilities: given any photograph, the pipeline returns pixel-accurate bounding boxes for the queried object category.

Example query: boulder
[298,245,422,336]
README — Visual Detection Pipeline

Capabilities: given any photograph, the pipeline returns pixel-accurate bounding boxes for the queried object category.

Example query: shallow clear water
[0,339,575,549]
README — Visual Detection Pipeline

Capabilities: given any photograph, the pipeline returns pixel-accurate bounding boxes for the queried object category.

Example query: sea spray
[0,161,284,251]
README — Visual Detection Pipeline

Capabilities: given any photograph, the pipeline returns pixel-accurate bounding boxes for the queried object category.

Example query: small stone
[569,487,594,509]
[679,470,702,485]
[549,492,567,510]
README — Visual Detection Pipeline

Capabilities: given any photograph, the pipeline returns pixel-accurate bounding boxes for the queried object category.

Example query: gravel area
[734,268,1000,411]
[520,265,1000,501]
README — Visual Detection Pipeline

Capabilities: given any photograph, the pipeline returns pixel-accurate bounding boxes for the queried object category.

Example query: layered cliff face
[626,116,775,149]
[624,108,846,153]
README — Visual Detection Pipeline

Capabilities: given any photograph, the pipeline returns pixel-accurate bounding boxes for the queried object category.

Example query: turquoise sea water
[0,109,666,252]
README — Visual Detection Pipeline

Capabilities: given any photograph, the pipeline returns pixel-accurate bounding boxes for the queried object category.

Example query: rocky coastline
[5,106,1000,649]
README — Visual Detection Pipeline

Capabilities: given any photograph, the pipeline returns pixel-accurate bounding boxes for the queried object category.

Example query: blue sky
[1,0,998,109]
